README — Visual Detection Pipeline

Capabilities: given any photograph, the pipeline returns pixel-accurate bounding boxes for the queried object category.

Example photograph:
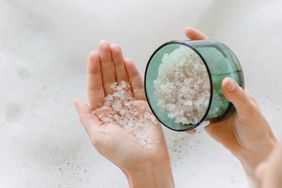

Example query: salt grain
[153,46,210,125]
[92,81,157,148]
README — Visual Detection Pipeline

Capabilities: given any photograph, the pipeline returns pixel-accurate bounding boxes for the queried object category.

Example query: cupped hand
[185,27,277,178]
[74,41,174,188]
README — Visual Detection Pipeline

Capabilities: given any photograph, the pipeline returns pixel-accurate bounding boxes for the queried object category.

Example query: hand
[74,41,174,188]
[185,28,277,178]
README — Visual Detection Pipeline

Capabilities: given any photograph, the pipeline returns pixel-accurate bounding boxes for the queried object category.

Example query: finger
[110,44,129,82]
[245,89,260,107]
[73,99,101,127]
[98,40,116,95]
[124,59,146,100]
[184,27,208,40]
[73,99,101,133]
[74,99,91,114]
[186,129,197,135]
[73,99,108,150]
[87,51,105,110]
[221,77,255,117]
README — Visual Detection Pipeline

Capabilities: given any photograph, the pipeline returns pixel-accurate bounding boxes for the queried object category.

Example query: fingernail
[185,26,191,31]
[187,129,197,135]
[98,40,109,49]
[99,40,107,45]
[227,78,236,92]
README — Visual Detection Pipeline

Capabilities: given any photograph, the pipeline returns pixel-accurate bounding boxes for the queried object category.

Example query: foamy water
[1,0,282,187]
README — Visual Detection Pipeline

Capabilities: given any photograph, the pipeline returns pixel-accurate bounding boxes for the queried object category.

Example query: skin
[255,144,282,188]
[74,27,280,187]
[184,28,276,180]
[74,41,174,188]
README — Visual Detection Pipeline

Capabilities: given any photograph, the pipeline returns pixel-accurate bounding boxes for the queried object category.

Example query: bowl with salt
[144,40,245,131]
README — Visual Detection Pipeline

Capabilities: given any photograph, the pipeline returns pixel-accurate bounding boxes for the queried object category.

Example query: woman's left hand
[74,41,174,188]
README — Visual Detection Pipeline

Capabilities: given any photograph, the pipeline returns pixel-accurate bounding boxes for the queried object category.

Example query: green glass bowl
[144,40,245,131]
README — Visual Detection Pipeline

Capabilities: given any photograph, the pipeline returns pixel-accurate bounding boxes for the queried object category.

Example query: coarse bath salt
[153,46,210,125]
[92,81,157,148]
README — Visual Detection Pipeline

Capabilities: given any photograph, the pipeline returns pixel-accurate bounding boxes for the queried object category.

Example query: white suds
[93,81,157,148]
[153,46,210,124]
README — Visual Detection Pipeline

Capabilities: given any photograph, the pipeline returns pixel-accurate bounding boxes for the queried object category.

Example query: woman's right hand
[185,27,277,179]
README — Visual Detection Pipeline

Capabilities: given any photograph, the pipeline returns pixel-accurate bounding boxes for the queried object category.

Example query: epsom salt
[93,81,157,148]
[153,46,210,125]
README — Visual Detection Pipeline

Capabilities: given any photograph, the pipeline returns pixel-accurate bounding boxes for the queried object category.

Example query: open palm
[74,41,170,174]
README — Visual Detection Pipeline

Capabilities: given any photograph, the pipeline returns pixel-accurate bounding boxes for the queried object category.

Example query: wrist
[126,163,174,188]
[151,164,175,188]
[236,137,277,179]
[126,166,156,188]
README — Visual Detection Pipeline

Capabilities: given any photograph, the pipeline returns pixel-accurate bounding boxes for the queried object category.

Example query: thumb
[221,77,253,117]
[185,27,208,40]
[73,99,101,133]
